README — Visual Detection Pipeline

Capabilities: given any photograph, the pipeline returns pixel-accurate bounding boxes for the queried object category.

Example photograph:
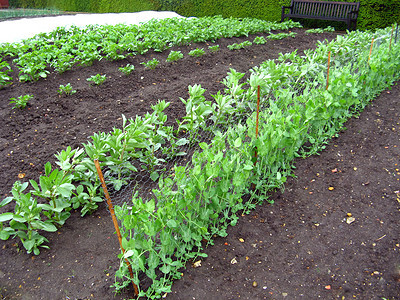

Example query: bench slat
[281,0,359,30]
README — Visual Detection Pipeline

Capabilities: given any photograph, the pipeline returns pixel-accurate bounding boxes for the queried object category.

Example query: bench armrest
[281,6,293,22]
[348,9,359,19]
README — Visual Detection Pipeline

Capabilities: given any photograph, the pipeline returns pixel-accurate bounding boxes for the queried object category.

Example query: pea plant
[111,25,400,298]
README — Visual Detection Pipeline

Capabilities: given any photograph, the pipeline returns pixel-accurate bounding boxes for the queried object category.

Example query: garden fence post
[94,159,139,297]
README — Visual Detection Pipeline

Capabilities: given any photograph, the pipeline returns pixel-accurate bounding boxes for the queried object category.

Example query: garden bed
[0,24,399,299]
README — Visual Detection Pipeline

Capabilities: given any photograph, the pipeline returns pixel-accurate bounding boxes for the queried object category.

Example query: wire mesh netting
[88,25,400,297]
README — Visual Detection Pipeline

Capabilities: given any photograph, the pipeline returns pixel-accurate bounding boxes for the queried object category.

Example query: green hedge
[9,0,160,12]
[8,0,400,30]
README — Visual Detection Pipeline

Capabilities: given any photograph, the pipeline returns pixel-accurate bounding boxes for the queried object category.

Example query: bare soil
[0,27,399,300]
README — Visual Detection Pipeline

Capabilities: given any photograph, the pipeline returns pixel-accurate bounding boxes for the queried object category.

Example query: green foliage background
[8,0,400,30]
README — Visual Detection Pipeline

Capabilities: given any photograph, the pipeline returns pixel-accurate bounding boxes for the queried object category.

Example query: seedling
[305,26,335,34]
[253,36,267,45]
[119,64,135,75]
[166,50,184,62]
[141,58,160,70]
[188,48,205,57]
[0,61,13,88]
[58,83,77,96]
[87,74,107,85]
[9,94,33,109]
[227,41,252,50]
[208,45,220,52]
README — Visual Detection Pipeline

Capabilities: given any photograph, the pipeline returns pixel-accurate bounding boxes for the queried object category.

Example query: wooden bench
[0,0,9,9]
[281,0,360,30]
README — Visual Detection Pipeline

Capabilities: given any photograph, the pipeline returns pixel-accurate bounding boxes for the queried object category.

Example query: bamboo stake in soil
[326,51,331,90]
[252,86,261,191]
[94,159,139,297]
[368,38,374,63]
[389,24,394,52]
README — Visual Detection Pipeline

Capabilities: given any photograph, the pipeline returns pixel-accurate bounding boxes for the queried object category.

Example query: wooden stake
[251,86,261,191]
[255,85,261,139]
[94,159,139,297]
[389,23,394,52]
[326,51,331,90]
[368,37,374,63]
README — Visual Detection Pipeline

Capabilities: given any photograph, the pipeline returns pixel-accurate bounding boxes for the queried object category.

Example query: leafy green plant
[87,74,107,85]
[0,181,58,255]
[176,84,213,143]
[188,48,206,57]
[305,26,335,34]
[29,161,76,226]
[166,50,184,62]
[0,61,13,88]
[9,94,33,109]
[119,64,135,75]
[208,45,220,52]
[227,40,252,50]
[141,58,160,70]
[267,32,297,40]
[58,83,77,96]
[71,183,103,217]
[253,36,267,45]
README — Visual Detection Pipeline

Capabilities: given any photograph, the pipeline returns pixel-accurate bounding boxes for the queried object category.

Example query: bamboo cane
[326,51,331,90]
[94,159,139,297]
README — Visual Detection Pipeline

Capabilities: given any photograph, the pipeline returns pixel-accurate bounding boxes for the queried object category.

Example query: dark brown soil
[1,27,399,300]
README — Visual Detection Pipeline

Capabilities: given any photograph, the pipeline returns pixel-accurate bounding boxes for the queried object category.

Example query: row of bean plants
[111,26,400,298]
[0,16,301,87]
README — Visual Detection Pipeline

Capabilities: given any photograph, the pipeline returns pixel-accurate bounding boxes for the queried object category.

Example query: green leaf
[176,138,189,146]
[0,213,13,222]
[243,164,253,171]
[57,183,75,197]
[160,263,171,274]
[44,162,52,176]
[150,171,159,182]
[166,219,177,228]
[123,249,134,258]
[193,165,201,176]
[39,221,58,232]
[234,137,242,148]
[0,197,13,208]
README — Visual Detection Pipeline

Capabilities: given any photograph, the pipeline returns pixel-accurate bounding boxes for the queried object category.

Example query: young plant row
[0,16,301,87]
[111,25,400,298]
[0,66,266,255]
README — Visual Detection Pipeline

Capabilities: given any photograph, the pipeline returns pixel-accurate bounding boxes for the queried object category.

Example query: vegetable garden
[0,15,399,299]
